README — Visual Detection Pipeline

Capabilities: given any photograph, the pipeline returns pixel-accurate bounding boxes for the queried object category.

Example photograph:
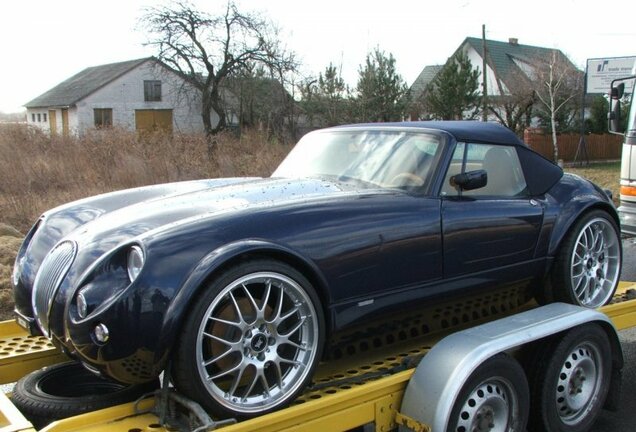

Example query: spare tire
[11,361,159,428]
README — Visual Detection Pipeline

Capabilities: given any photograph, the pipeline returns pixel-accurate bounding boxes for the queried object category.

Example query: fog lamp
[93,323,110,344]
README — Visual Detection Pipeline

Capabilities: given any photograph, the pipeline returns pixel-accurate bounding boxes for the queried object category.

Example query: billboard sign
[586,56,636,94]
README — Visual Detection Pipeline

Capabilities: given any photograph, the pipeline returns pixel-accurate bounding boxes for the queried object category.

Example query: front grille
[32,241,77,337]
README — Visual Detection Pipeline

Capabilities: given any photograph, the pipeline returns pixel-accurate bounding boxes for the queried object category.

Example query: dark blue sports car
[12,121,621,417]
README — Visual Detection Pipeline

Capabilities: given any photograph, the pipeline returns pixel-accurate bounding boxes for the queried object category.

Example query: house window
[43,113,47,122]
[37,113,41,122]
[31,113,35,122]
[144,80,162,102]
[94,108,113,128]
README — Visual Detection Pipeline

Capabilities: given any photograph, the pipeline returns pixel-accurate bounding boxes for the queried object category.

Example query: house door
[48,110,57,135]
[135,109,173,133]
[61,109,69,136]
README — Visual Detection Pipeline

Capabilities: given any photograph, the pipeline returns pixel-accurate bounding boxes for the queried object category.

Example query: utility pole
[481,24,488,122]
[573,65,589,166]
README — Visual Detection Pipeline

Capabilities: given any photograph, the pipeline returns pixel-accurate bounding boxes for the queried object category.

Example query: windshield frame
[273,126,450,196]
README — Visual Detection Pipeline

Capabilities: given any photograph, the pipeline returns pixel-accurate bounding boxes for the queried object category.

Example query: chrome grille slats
[32,241,77,337]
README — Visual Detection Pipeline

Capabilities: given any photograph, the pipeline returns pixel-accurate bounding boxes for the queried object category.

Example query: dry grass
[0,228,23,320]
[0,124,292,232]
[566,162,621,205]
[0,124,292,320]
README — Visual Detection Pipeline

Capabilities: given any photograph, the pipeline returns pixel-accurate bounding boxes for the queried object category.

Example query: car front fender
[152,239,331,366]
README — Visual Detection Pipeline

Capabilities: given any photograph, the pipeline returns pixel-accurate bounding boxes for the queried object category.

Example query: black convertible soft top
[337,121,525,146]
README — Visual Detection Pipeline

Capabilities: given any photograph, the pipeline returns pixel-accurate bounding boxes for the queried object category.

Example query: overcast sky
[1,0,635,113]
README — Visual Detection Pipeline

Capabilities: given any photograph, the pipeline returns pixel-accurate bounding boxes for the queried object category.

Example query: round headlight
[77,291,88,319]
[127,245,145,283]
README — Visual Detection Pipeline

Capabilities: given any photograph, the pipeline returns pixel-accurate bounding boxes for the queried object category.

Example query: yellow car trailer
[2,282,636,432]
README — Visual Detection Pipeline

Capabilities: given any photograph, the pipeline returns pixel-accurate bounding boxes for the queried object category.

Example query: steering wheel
[390,173,424,186]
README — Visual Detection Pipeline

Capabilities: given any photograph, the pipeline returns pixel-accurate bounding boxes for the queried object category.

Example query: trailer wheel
[529,323,611,432]
[10,361,159,429]
[448,353,529,432]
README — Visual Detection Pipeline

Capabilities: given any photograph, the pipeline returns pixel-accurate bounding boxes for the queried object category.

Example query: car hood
[21,176,373,285]
[70,176,357,247]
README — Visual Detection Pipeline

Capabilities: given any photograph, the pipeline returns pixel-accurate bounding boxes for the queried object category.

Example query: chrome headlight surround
[12,256,26,286]
[127,245,145,283]
[72,243,145,321]
[12,218,42,287]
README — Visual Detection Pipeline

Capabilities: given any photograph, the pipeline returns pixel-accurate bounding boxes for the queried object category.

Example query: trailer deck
[3,282,636,432]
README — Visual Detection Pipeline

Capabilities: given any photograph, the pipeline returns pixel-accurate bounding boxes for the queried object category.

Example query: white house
[409,37,580,122]
[25,58,218,135]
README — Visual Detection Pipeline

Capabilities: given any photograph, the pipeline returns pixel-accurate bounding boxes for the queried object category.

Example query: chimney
[509,38,519,45]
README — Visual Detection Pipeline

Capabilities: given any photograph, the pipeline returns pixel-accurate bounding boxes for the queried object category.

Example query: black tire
[528,323,612,432]
[448,353,529,432]
[551,210,621,308]
[10,361,159,429]
[172,258,325,418]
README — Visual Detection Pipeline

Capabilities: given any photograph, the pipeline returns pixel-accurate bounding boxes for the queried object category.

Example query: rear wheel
[172,259,324,418]
[448,353,529,432]
[551,210,621,308]
[528,324,612,432]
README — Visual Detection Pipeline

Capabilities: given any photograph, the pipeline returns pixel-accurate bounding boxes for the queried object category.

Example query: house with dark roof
[408,65,443,119]
[25,58,217,135]
[409,37,579,122]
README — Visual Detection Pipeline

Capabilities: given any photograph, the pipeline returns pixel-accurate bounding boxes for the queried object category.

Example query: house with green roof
[25,58,220,135]
[409,37,580,123]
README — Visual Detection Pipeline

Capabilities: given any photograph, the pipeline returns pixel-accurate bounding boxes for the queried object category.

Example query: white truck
[609,65,636,236]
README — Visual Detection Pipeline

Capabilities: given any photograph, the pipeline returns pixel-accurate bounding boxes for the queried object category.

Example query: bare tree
[141,1,296,149]
[530,51,582,161]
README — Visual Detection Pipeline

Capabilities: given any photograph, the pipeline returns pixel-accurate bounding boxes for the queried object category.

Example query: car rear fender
[154,239,332,364]
[547,200,619,258]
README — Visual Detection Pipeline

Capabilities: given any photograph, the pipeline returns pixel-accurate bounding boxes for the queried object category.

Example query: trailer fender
[399,303,621,432]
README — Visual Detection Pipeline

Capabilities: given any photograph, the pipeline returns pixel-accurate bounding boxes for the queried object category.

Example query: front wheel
[172,259,324,418]
[551,210,621,308]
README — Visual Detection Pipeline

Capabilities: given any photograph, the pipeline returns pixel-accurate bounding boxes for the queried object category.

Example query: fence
[523,129,622,162]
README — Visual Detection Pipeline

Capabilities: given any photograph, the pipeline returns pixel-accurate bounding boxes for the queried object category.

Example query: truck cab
[610,66,636,236]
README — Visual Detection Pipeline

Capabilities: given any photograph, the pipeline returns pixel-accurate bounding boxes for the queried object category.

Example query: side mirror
[450,169,487,191]
[611,82,625,100]
[608,77,634,135]
[608,99,622,134]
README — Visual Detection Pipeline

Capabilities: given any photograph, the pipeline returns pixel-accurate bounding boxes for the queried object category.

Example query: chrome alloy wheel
[195,271,319,414]
[554,342,603,426]
[570,217,620,308]
[455,377,518,432]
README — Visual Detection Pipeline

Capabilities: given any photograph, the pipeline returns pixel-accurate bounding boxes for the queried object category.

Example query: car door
[441,142,544,280]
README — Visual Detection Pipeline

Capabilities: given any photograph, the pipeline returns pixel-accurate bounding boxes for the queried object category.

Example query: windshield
[273,129,445,190]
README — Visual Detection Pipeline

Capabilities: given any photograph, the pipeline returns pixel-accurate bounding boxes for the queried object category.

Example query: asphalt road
[591,236,636,431]
[592,327,636,431]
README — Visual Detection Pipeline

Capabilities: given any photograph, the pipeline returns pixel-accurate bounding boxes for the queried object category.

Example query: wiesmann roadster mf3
[13,121,621,417]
